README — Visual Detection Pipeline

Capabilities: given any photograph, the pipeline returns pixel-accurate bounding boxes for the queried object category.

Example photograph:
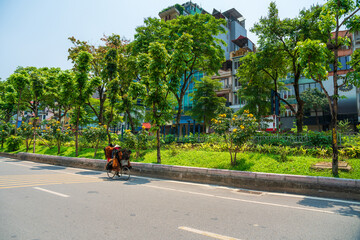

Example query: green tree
[17,67,49,153]
[43,70,75,125]
[0,80,17,123]
[252,2,327,133]
[236,51,286,126]
[301,88,328,131]
[137,41,185,163]
[8,68,30,134]
[189,76,226,133]
[73,52,99,157]
[296,0,360,175]
[133,14,226,127]
[101,35,141,139]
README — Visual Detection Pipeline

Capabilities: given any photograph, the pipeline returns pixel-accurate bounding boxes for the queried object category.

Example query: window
[329,56,351,71]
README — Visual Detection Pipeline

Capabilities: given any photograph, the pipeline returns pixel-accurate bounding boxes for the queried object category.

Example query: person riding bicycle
[104,143,114,162]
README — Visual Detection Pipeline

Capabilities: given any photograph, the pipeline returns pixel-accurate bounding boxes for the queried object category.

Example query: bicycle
[106,160,130,180]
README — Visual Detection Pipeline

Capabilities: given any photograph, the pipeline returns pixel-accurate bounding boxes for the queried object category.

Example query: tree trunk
[293,72,304,133]
[57,140,61,155]
[203,115,206,134]
[26,140,29,152]
[33,106,38,153]
[15,91,22,135]
[331,118,339,176]
[94,139,99,158]
[315,109,321,131]
[1,139,3,149]
[75,108,80,157]
[126,109,136,133]
[156,128,161,164]
[331,19,340,177]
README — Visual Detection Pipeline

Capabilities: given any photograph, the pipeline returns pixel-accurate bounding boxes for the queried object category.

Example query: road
[0,156,359,240]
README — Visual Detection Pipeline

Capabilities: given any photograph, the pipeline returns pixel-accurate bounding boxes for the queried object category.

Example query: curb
[1,152,359,201]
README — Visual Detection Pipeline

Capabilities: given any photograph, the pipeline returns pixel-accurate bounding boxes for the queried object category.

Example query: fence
[253,133,357,146]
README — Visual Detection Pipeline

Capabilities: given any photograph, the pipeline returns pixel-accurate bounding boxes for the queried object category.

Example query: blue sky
[0,0,324,80]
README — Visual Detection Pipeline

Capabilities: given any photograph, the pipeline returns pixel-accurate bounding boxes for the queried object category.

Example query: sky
[0,0,325,80]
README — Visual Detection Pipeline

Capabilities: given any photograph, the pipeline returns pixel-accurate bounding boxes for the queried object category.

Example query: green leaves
[190,76,226,125]
[296,39,330,81]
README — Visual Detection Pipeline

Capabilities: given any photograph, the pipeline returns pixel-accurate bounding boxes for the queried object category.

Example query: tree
[43,70,75,126]
[236,51,286,126]
[0,81,17,123]
[133,14,226,127]
[101,35,142,138]
[73,52,99,157]
[252,2,327,133]
[17,67,49,153]
[296,0,360,175]
[8,68,30,134]
[301,88,328,131]
[137,39,188,163]
[68,36,108,126]
[189,76,226,133]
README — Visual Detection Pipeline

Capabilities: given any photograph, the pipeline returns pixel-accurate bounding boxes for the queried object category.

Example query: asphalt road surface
[1,156,359,240]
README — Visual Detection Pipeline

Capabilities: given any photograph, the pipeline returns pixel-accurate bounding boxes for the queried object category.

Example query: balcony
[222,84,232,89]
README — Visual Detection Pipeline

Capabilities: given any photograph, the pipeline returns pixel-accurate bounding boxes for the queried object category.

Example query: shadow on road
[30,165,67,170]
[297,198,360,218]
[124,177,151,185]
[75,171,102,175]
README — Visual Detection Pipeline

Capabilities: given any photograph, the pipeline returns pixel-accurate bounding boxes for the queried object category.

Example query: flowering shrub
[42,120,73,154]
[211,110,258,165]
[81,123,107,157]
[0,121,15,149]
[123,126,150,158]
[17,122,38,152]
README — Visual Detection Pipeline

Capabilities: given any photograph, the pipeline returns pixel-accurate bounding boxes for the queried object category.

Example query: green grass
[3,144,105,160]
[2,143,360,179]
[135,149,360,179]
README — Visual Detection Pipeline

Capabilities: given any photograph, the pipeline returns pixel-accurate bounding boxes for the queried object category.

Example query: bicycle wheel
[107,169,117,179]
[121,166,130,180]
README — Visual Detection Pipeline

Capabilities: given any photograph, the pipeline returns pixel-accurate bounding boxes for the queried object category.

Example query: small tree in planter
[17,122,35,152]
[42,119,73,155]
[212,110,258,166]
[81,123,107,158]
[123,126,150,158]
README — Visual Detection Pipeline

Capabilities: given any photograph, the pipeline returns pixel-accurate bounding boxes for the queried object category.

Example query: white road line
[179,226,241,240]
[33,187,69,198]
[146,185,335,214]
